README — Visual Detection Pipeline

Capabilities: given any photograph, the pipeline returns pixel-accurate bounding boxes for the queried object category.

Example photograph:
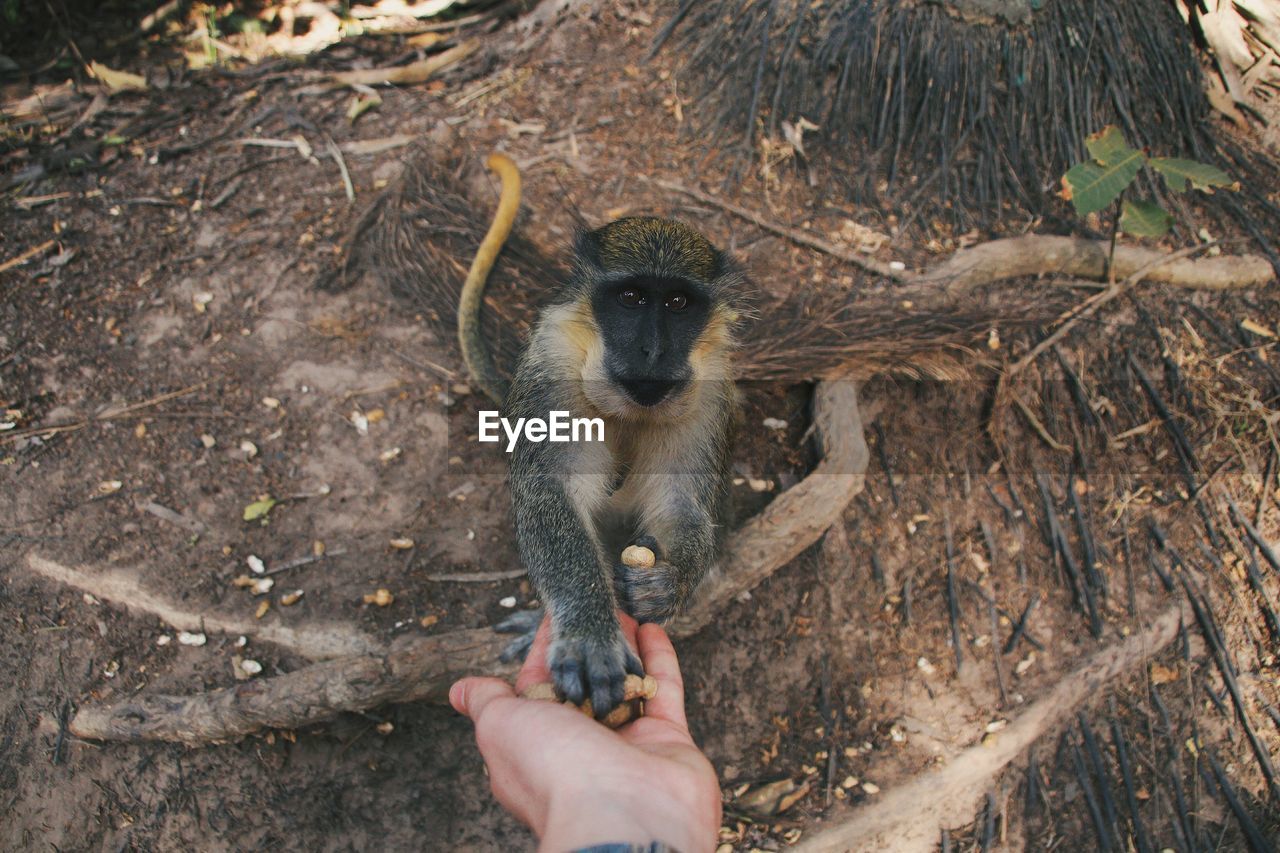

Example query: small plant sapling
[1060,126,1236,279]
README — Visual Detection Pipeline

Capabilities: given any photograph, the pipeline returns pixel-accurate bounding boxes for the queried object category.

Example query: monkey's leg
[511,463,643,716]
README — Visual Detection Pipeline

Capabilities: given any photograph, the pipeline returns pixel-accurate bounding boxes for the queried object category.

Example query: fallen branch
[1002,242,1223,380]
[794,604,1187,853]
[68,381,868,743]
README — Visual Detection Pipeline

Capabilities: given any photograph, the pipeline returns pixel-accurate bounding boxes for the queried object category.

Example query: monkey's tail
[458,152,522,406]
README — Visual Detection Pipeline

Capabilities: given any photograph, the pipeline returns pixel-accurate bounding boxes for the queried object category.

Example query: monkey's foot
[548,629,644,718]
[494,608,543,663]
[616,559,681,624]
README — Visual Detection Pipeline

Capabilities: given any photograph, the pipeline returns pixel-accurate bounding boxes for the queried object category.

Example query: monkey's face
[589,274,710,413]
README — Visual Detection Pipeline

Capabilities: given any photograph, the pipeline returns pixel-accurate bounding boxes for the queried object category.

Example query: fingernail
[448,680,465,713]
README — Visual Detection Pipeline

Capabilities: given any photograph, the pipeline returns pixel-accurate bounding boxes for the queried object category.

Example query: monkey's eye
[618,288,646,308]
[664,293,689,312]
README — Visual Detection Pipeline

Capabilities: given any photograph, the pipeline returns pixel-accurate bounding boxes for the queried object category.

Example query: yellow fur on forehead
[595,218,718,281]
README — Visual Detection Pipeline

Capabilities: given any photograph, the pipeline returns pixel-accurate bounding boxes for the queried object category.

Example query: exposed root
[69,628,508,745]
[794,605,1188,853]
[672,380,868,635]
[66,381,869,744]
[25,554,382,660]
[912,235,1275,299]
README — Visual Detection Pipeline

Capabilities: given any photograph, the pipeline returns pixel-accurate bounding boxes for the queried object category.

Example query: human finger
[635,623,687,729]
[450,676,517,724]
[514,614,554,694]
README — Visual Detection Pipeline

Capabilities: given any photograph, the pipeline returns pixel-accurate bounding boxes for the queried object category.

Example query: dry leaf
[329,41,477,86]
[89,61,146,92]
[346,92,382,124]
[1241,318,1276,339]
[341,135,416,156]
[737,778,803,815]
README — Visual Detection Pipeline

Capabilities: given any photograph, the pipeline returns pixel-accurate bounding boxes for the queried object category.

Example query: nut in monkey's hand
[520,673,658,728]
[621,545,656,569]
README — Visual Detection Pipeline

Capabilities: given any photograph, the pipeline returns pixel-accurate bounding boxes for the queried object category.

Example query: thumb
[449,676,516,722]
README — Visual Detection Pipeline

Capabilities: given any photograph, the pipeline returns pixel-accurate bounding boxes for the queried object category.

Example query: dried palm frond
[322,149,1077,384]
[652,0,1279,261]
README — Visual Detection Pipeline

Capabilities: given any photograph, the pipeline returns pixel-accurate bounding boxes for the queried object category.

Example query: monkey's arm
[509,417,642,715]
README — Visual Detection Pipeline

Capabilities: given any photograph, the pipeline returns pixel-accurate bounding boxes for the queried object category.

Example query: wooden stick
[647,177,907,281]
[1,382,208,444]
[1004,242,1222,380]
[0,239,57,273]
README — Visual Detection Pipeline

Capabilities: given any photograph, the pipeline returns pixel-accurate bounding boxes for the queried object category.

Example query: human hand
[450,614,721,853]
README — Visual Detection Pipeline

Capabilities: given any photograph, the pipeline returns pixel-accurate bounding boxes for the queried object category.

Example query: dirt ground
[3,2,1280,851]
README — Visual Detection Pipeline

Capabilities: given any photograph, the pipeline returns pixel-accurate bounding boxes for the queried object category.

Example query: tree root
[794,605,1188,853]
[24,554,381,660]
[652,179,1275,297]
[67,380,868,744]
[911,235,1274,299]
[671,380,867,636]
[68,628,510,744]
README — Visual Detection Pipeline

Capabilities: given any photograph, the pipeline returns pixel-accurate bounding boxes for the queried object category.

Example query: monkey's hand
[615,558,684,625]
[548,627,644,718]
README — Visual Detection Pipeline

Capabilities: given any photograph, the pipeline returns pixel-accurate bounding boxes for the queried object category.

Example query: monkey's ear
[573,228,605,271]
[709,247,736,282]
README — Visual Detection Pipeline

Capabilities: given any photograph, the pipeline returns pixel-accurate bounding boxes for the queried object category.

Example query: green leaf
[1062,156,1143,217]
[1060,126,1147,215]
[1148,157,1234,192]
[242,497,277,522]
[1119,198,1173,237]
[1085,126,1142,167]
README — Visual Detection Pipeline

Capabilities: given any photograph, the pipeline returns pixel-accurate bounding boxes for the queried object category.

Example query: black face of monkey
[590,274,711,407]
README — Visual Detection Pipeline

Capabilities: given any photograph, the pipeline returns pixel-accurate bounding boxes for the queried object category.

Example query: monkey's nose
[618,377,683,407]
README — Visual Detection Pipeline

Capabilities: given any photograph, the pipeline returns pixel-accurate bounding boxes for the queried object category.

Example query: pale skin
[450,615,721,853]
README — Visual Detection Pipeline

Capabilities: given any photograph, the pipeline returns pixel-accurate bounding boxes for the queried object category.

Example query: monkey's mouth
[614,375,687,408]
